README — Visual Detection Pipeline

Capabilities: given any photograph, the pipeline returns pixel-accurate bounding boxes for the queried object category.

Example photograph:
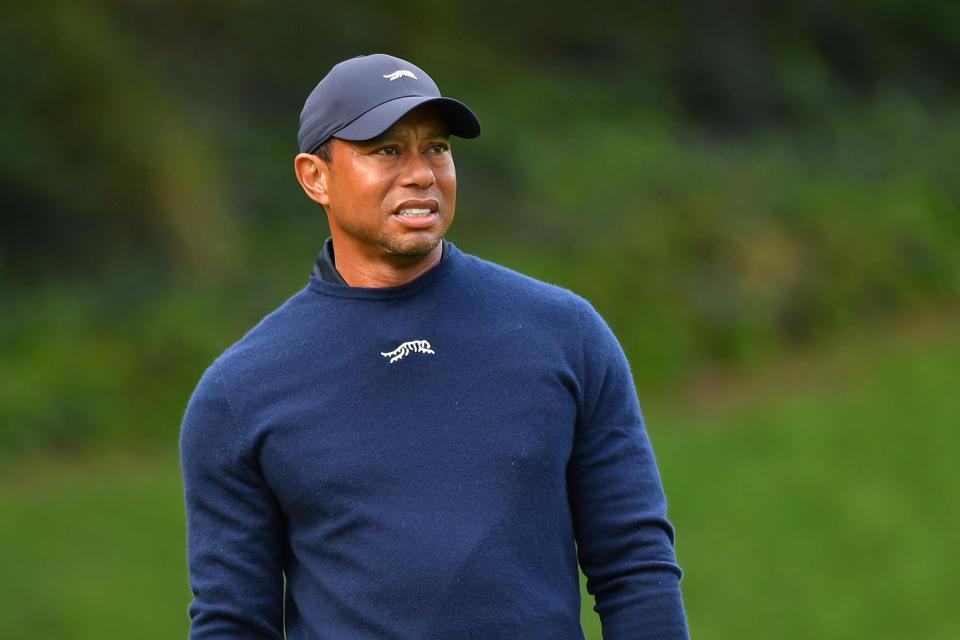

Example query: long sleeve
[180,363,286,639]
[567,298,689,640]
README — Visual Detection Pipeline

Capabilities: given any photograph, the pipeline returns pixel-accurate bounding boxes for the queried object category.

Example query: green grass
[2,316,957,639]
[0,454,190,639]
[645,314,960,639]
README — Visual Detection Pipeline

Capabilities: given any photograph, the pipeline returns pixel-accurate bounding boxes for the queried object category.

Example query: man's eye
[429,143,449,153]
[377,146,398,155]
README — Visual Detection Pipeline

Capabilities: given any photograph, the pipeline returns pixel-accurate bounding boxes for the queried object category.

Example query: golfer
[180,53,689,639]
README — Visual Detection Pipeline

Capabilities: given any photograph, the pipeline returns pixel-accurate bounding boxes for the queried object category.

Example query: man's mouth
[392,200,440,228]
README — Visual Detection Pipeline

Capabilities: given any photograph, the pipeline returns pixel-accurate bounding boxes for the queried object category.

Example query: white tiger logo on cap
[383,70,418,81]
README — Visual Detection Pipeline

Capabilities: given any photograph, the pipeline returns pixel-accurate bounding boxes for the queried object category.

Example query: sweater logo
[381,339,435,364]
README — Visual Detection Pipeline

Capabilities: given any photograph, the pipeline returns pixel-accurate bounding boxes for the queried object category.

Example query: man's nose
[399,152,436,188]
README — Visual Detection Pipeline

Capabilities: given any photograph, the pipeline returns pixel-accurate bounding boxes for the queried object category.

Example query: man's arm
[180,363,285,639]
[568,297,689,640]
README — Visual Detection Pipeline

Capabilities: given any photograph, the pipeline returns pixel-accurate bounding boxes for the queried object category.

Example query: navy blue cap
[298,54,481,153]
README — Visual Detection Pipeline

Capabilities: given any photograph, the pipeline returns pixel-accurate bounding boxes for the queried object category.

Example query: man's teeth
[396,208,432,216]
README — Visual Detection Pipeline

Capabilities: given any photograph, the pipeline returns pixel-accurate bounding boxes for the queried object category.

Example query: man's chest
[249,320,580,524]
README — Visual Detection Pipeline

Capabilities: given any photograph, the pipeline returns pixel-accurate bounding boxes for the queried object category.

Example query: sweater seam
[211,361,246,451]
[572,297,596,428]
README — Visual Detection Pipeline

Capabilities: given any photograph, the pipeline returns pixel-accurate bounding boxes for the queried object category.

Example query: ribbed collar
[307,239,457,300]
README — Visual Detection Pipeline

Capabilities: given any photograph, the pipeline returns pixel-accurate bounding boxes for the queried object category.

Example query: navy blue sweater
[180,243,688,639]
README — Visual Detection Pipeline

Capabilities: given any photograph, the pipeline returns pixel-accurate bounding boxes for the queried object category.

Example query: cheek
[340,174,393,213]
[438,166,457,202]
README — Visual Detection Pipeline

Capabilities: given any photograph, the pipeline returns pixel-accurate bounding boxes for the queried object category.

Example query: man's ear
[294,153,330,206]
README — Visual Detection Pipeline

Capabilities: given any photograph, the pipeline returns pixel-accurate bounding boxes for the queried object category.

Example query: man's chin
[382,236,442,259]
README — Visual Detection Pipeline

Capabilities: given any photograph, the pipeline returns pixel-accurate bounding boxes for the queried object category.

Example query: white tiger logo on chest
[381,339,435,363]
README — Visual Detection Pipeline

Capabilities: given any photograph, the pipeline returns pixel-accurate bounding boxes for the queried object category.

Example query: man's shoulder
[456,248,583,307]
[454,248,616,342]
[210,285,321,375]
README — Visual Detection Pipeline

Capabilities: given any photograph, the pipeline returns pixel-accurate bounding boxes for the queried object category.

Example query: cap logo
[383,70,418,82]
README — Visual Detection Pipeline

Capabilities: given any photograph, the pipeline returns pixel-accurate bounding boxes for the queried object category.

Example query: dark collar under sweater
[310,237,449,286]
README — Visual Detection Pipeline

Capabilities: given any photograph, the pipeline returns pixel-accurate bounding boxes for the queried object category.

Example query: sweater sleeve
[180,362,285,639]
[567,297,689,640]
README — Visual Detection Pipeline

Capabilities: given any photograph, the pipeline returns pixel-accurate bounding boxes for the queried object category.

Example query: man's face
[318,104,456,264]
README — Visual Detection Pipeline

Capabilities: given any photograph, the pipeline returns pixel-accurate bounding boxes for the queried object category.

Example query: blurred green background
[1,1,958,638]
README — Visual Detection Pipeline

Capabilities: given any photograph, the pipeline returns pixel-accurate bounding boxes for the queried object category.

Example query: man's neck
[332,241,444,288]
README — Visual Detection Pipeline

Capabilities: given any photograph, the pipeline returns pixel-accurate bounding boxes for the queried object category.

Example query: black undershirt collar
[311,237,448,285]
[311,237,348,285]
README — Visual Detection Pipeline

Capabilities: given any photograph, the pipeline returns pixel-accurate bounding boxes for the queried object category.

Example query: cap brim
[333,96,481,142]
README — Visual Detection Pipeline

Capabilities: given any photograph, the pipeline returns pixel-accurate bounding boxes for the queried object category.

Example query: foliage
[1,1,959,453]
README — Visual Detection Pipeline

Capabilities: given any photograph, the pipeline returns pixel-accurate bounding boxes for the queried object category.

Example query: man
[180,53,689,639]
